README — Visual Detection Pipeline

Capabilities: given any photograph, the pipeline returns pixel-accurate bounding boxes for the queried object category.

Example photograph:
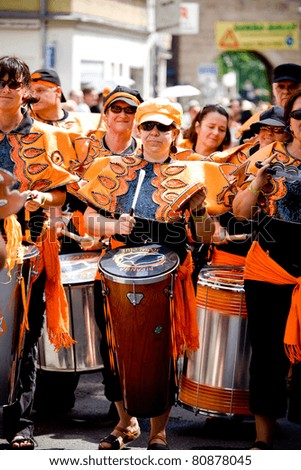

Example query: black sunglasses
[109,104,136,115]
[140,121,175,132]
[290,110,301,120]
[0,79,22,90]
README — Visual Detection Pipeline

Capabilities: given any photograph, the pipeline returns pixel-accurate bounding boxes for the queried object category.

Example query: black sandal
[98,425,140,450]
[250,440,272,450]
[147,434,170,450]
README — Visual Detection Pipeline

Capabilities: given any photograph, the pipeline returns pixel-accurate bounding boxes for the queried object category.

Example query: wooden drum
[98,244,179,418]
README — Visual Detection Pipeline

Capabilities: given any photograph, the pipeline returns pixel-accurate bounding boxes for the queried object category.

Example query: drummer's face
[105,100,136,133]
[0,73,26,111]
[138,121,178,161]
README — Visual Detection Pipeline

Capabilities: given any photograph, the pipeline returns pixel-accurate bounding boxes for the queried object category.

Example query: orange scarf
[172,250,199,357]
[244,241,301,363]
[211,246,246,267]
[38,228,76,351]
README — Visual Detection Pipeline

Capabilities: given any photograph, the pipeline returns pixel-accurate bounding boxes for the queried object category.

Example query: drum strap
[171,251,199,357]
[99,274,117,372]
[245,241,301,364]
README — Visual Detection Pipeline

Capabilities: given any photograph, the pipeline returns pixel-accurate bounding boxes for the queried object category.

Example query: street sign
[216,21,299,50]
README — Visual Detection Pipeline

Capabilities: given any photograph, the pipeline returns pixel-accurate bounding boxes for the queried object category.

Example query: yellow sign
[216,22,299,51]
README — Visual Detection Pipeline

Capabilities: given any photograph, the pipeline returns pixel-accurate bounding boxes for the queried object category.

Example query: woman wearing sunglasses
[207,105,289,267]
[84,85,144,167]
[78,98,216,450]
[231,89,301,449]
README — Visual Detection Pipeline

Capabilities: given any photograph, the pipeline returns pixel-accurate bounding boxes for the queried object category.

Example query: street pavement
[1,371,301,451]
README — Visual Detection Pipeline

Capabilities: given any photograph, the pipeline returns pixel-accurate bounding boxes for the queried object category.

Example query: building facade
[0,1,300,102]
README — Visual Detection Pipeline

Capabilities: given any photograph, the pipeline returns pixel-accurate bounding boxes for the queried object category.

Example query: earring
[170,141,177,154]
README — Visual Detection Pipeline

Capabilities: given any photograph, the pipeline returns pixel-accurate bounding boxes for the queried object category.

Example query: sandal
[250,440,272,450]
[98,425,140,450]
[10,435,35,450]
[147,434,170,450]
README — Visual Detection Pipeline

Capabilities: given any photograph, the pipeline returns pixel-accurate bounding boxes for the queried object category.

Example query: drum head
[59,252,100,284]
[99,244,179,284]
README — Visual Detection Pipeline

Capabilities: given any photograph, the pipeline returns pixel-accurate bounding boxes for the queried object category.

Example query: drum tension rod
[127,282,144,306]
[164,273,175,299]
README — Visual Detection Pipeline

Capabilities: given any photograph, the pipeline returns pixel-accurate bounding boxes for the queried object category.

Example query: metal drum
[98,244,179,417]
[38,252,103,372]
[0,245,38,406]
[178,265,251,417]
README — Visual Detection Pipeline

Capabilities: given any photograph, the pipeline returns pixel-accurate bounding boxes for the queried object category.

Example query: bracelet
[40,194,47,207]
[248,181,260,195]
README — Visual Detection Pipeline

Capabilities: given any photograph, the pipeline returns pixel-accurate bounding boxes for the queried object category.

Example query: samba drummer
[0,56,79,449]
[78,98,216,450]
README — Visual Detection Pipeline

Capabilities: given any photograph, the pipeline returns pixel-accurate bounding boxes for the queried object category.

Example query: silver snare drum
[178,266,251,417]
[38,252,103,372]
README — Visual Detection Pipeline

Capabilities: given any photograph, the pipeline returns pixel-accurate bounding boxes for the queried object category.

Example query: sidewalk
[1,371,300,450]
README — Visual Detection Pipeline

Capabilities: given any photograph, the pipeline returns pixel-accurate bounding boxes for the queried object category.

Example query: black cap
[273,63,301,83]
[31,68,66,102]
[250,106,286,133]
[103,85,143,113]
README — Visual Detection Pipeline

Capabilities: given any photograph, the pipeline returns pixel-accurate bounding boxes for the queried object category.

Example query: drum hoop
[99,266,177,285]
[169,181,205,212]
[198,265,245,292]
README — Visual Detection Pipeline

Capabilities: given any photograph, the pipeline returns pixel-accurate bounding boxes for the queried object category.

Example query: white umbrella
[159,84,200,98]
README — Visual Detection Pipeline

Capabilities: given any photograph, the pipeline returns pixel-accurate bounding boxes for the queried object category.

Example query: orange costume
[232,139,301,424]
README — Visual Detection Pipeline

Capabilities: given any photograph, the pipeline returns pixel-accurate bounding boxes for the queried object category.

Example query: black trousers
[244,280,293,419]
[3,270,46,442]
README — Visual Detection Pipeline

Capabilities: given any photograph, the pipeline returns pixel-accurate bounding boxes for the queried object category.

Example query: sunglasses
[139,121,175,132]
[109,104,136,115]
[259,125,285,134]
[290,110,301,120]
[0,79,22,90]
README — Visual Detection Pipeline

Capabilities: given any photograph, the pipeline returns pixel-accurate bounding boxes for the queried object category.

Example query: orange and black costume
[233,141,301,422]
[0,111,79,443]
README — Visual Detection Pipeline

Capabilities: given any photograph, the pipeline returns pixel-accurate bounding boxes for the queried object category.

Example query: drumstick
[129,169,146,216]
[60,228,93,245]
[226,233,251,241]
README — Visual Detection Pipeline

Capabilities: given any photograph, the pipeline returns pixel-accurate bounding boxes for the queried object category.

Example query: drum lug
[126,292,144,306]
[102,286,110,297]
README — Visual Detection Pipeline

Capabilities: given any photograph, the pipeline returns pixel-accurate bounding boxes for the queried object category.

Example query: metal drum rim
[198,265,245,292]
[98,266,178,285]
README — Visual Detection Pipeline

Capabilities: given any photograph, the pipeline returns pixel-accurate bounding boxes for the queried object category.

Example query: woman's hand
[24,190,47,211]
[251,153,275,191]
[84,207,135,238]
[116,213,135,235]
